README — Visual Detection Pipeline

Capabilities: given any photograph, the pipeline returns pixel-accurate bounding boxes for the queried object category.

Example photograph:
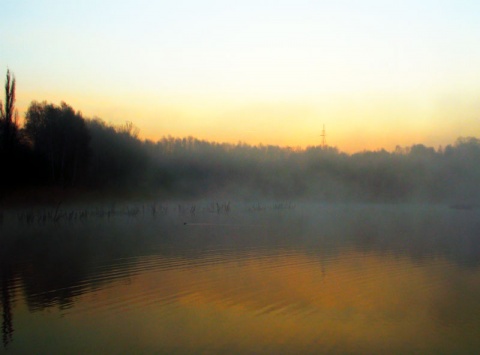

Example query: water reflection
[1,263,14,349]
[1,203,480,353]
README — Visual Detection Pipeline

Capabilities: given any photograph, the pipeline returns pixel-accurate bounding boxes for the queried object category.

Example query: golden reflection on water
[57,249,480,354]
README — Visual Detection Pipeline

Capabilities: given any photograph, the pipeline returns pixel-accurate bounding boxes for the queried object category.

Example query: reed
[127,205,140,217]
[9,200,240,228]
[248,203,266,212]
[53,202,62,223]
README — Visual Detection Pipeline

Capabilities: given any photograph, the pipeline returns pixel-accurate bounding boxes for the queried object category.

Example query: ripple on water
[3,204,480,354]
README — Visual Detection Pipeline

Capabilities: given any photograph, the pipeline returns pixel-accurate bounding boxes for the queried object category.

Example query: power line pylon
[320,124,327,148]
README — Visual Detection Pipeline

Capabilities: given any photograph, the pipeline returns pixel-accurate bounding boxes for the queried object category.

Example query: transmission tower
[320,124,327,148]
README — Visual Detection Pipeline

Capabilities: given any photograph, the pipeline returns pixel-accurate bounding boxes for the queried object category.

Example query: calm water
[1,202,480,354]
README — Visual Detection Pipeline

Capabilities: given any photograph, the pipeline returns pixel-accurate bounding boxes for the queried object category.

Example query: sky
[2,0,480,152]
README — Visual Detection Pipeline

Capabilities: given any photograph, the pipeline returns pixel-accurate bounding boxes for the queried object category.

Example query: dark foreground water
[1,202,480,354]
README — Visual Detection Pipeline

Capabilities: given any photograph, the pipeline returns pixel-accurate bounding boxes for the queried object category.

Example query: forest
[1,69,480,205]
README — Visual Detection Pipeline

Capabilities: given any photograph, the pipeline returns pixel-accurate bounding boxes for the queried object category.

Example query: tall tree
[0,69,18,154]
[24,101,90,186]
[0,69,23,190]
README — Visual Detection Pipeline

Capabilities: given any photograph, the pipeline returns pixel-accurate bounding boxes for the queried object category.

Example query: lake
[1,202,480,354]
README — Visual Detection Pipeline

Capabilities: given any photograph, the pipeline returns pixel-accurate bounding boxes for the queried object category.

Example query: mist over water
[1,202,480,354]
[2,5,480,351]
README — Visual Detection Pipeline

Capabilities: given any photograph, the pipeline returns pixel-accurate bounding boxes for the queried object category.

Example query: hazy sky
[3,0,480,152]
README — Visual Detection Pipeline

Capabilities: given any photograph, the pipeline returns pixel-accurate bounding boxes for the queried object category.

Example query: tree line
[1,69,480,203]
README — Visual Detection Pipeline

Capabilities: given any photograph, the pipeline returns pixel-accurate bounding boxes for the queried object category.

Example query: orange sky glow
[4,1,480,153]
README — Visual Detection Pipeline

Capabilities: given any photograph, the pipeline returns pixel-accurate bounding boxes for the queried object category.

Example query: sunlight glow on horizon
[4,0,480,153]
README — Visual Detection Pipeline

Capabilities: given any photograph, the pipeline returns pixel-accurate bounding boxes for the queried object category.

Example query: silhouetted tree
[86,118,149,188]
[24,102,90,186]
[0,69,29,190]
[0,70,19,154]
[3,80,480,203]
